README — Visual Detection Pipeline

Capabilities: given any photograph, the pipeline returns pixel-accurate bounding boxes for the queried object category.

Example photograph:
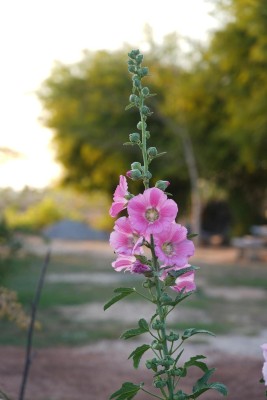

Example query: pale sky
[0,0,219,190]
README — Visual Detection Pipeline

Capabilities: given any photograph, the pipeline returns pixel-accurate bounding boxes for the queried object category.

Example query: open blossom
[261,344,267,385]
[171,271,196,293]
[154,223,195,268]
[112,255,151,274]
[109,217,143,255]
[109,175,129,218]
[128,187,178,235]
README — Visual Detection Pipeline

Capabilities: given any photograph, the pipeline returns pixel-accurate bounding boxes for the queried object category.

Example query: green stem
[151,235,174,400]
[139,93,149,189]
[134,289,154,303]
[141,387,164,399]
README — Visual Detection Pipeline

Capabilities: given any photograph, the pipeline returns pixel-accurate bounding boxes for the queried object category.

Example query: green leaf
[109,382,142,400]
[182,328,215,340]
[121,318,149,340]
[138,318,149,331]
[104,288,135,311]
[128,344,150,368]
[168,265,198,279]
[209,382,228,396]
[187,233,198,239]
[184,355,208,373]
[125,103,135,110]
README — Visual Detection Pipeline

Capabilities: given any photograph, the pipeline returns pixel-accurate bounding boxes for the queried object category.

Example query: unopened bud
[129,132,140,143]
[142,87,150,96]
[155,180,170,191]
[137,121,147,130]
[126,169,142,180]
[136,54,143,64]
[129,94,138,103]
[131,162,142,171]
[128,65,136,73]
[147,147,158,157]
[140,67,149,77]
[141,106,150,116]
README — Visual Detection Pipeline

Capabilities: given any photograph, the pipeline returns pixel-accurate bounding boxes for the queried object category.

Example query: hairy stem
[151,235,174,400]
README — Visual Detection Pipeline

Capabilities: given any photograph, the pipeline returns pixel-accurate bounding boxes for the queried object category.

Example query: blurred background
[0,1,267,399]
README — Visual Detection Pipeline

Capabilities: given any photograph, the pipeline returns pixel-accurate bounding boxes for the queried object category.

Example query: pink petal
[109,202,127,218]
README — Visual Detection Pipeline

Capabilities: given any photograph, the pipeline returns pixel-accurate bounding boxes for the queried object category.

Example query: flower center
[162,242,174,256]
[145,207,159,222]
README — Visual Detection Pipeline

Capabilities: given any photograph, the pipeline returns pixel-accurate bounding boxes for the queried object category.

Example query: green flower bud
[166,331,179,342]
[133,76,141,88]
[140,66,149,77]
[144,171,152,179]
[142,279,155,289]
[146,131,150,139]
[152,319,164,330]
[126,169,142,180]
[142,87,150,96]
[154,378,167,388]
[131,161,142,171]
[136,54,144,64]
[147,147,158,157]
[151,340,163,350]
[128,65,136,73]
[137,121,147,130]
[129,132,140,143]
[155,180,170,191]
[128,49,140,59]
[129,94,138,103]
[141,105,150,116]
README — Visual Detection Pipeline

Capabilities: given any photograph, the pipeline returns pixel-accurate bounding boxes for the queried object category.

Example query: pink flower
[171,271,196,293]
[112,255,151,274]
[261,344,267,385]
[128,187,178,235]
[109,217,142,255]
[109,175,129,218]
[154,223,195,268]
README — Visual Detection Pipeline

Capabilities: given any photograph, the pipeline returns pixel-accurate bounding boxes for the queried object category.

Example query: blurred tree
[38,47,192,214]
[38,5,267,234]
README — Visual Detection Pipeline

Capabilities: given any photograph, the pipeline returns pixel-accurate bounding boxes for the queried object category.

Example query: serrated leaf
[109,382,142,400]
[184,355,208,373]
[104,288,135,311]
[128,344,150,368]
[182,328,215,340]
[138,318,149,331]
[121,319,149,340]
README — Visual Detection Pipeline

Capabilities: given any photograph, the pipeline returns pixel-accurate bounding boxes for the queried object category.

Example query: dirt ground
[1,237,266,399]
[0,344,265,400]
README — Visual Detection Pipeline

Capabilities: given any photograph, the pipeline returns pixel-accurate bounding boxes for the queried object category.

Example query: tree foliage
[38,2,267,233]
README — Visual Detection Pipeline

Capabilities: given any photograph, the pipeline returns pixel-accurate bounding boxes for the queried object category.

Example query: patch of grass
[1,253,266,347]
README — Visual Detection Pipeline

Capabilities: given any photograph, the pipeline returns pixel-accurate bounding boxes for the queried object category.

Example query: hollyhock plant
[128,187,178,235]
[154,223,195,268]
[109,175,129,217]
[104,49,227,400]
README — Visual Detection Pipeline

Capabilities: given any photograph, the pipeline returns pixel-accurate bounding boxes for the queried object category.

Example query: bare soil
[0,345,264,400]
